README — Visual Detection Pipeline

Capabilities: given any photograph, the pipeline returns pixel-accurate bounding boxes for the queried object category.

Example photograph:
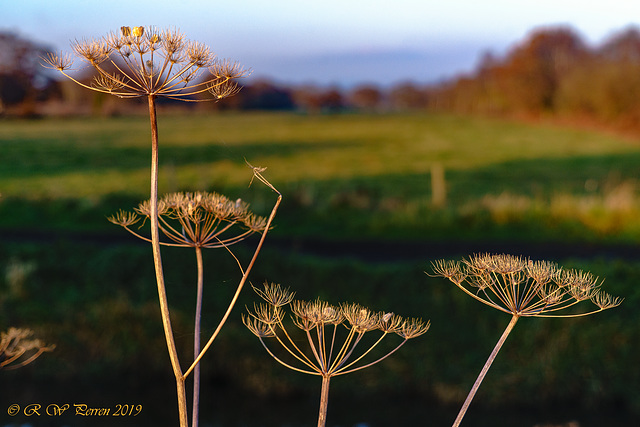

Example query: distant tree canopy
[424,25,640,129]
[0,31,56,114]
[5,25,640,127]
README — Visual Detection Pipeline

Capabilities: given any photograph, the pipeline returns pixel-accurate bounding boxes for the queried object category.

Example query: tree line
[425,25,640,129]
[4,25,640,129]
[0,30,424,116]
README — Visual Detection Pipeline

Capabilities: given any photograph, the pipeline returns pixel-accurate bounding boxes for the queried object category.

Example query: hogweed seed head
[378,312,404,334]
[431,259,466,285]
[432,253,622,317]
[41,51,74,71]
[253,282,295,307]
[434,256,621,427]
[242,315,276,338]
[93,72,126,93]
[526,259,557,285]
[208,80,242,99]
[341,304,379,333]
[290,299,343,330]
[42,26,249,101]
[248,302,285,326]
[309,300,343,325]
[107,210,141,227]
[398,318,431,339]
[245,283,429,378]
[592,291,624,310]
[111,191,267,248]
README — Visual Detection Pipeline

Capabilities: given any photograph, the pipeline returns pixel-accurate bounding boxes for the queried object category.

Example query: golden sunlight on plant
[42,26,259,427]
[110,167,281,427]
[42,26,247,101]
[243,283,429,427]
[108,191,267,248]
[431,253,622,426]
[432,253,622,317]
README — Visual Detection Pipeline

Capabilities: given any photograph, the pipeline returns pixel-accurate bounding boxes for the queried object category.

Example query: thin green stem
[452,314,519,427]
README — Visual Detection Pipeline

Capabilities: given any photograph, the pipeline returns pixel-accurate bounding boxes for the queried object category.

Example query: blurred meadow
[3,111,640,241]
[1,110,640,426]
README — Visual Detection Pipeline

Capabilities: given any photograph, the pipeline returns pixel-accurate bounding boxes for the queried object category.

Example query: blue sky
[4,0,640,86]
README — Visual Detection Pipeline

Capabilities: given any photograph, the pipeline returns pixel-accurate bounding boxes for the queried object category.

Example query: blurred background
[2,1,640,426]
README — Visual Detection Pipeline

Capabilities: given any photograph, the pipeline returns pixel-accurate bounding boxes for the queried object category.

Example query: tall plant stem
[192,246,204,427]
[317,375,331,427]
[148,94,188,427]
[452,314,519,427]
[184,190,282,379]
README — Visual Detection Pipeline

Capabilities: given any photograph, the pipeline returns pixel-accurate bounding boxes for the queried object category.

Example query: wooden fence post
[431,163,446,207]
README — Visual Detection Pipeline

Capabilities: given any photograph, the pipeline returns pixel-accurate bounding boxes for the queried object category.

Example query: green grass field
[2,111,638,196]
[2,111,640,241]
[1,112,639,426]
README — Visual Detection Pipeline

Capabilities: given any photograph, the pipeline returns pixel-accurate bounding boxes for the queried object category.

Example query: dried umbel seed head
[244,284,430,379]
[341,304,379,333]
[107,210,140,227]
[397,318,431,339]
[242,315,277,338]
[109,191,268,248]
[309,300,343,324]
[378,312,403,333]
[248,302,285,326]
[431,259,466,285]
[432,256,622,427]
[41,52,74,71]
[42,26,250,101]
[92,72,126,93]
[253,282,295,307]
[290,299,344,330]
[431,253,622,317]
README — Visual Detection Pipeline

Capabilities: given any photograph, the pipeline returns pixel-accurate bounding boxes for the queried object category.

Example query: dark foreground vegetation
[0,112,639,426]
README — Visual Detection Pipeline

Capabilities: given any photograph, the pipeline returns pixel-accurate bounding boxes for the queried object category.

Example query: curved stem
[192,246,204,427]
[184,192,282,379]
[452,314,519,427]
[148,94,188,427]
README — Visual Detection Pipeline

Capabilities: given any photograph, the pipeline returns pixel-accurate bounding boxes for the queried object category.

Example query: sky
[4,0,640,87]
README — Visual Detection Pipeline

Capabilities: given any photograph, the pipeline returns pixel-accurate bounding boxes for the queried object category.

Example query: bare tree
[0,32,55,114]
